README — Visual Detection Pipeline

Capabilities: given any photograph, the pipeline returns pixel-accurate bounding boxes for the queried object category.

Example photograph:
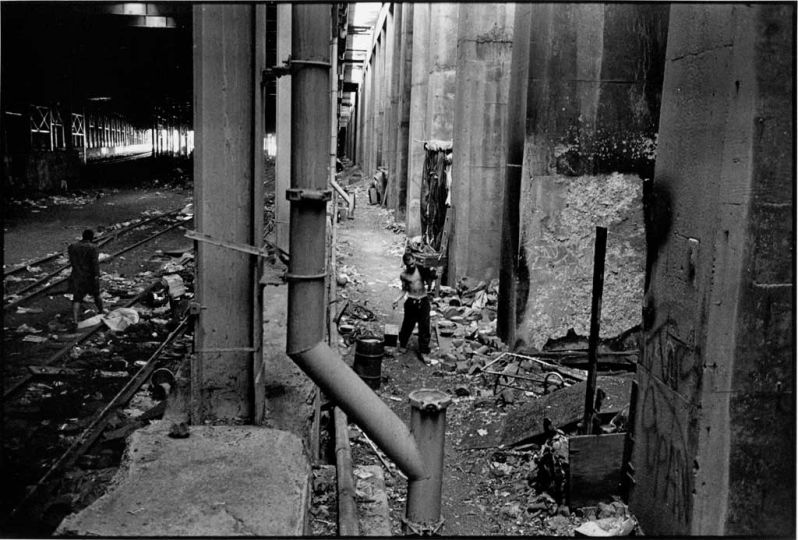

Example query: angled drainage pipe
[286,4,447,534]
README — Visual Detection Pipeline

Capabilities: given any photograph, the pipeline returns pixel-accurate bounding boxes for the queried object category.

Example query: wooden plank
[499,374,633,447]
[568,433,625,507]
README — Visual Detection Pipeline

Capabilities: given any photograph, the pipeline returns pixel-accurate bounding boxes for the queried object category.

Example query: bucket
[354,337,384,389]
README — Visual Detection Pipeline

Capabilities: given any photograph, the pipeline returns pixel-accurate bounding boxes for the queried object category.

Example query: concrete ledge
[355,464,392,536]
[56,421,310,536]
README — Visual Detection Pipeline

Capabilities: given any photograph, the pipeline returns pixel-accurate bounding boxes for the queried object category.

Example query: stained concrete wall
[391,3,413,222]
[17,150,82,192]
[519,173,645,350]
[405,3,430,236]
[630,4,795,535]
[449,4,514,282]
[193,5,263,421]
[514,4,667,349]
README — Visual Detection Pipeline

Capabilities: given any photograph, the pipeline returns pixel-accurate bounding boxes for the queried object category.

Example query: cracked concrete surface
[56,420,310,536]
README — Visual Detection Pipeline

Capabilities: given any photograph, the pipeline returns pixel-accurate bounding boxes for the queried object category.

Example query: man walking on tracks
[392,252,436,357]
[68,229,104,327]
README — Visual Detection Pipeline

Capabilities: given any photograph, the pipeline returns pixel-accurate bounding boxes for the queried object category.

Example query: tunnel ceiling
[1,2,192,126]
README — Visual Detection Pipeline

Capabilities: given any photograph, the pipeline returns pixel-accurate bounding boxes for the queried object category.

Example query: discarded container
[368,185,380,205]
[353,337,384,390]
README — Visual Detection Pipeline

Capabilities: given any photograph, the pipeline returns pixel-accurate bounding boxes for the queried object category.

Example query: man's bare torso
[400,267,426,298]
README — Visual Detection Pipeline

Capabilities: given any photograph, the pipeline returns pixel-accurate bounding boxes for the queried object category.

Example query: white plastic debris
[102,307,140,332]
[77,314,104,329]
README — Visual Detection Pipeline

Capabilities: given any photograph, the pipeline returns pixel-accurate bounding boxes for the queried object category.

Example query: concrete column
[193,4,264,422]
[426,4,458,141]
[631,4,795,536]
[275,4,291,254]
[374,35,384,170]
[393,3,414,221]
[449,3,514,283]
[405,3,430,236]
[366,55,376,175]
[385,6,400,209]
[497,3,532,345]
[514,4,667,351]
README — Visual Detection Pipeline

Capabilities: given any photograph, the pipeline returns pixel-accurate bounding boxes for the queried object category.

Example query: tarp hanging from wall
[419,139,452,250]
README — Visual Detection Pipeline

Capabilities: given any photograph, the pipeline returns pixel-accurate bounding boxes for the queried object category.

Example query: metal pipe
[404,389,451,535]
[334,407,360,536]
[287,5,441,531]
[290,342,426,481]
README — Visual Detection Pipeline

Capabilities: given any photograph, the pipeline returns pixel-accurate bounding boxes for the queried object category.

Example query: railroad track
[1,276,194,534]
[4,209,190,311]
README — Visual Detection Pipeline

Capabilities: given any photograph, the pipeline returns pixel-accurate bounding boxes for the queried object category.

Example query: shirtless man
[392,252,436,355]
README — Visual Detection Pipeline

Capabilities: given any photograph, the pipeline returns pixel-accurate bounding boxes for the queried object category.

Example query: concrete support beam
[193,4,264,422]
[393,3,414,221]
[513,4,666,350]
[275,4,292,254]
[449,3,514,282]
[631,4,795,536]
[385,6,400,210]
[405,3,430,236]
[426,4,458,141]
[497,3,532,345]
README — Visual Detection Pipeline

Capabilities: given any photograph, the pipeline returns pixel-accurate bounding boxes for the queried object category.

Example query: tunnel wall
[516,4,668,349]
[630,4,795,535]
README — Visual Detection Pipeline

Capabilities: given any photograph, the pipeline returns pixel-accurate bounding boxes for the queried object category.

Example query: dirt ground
[332,169,638,536]
[334,180,556,535]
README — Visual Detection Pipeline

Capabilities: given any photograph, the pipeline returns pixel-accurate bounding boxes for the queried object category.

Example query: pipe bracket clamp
[285,271,328,281]
[286,188,332,202]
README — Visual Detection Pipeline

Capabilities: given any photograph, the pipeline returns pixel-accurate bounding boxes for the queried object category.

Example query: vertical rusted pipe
[404,389,451,535]
[287,3,332,355]
[583,226,607,434]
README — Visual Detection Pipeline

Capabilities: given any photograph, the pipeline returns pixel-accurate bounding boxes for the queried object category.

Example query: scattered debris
[101,307,140,332]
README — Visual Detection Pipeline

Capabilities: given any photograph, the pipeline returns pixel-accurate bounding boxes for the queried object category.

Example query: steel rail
[2,280,161,400]
[4,219,187,311]
[4,209,181,278]
[8,317,190,520]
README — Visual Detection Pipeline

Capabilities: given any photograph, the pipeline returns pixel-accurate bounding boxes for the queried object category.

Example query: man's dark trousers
[399,296,431,353]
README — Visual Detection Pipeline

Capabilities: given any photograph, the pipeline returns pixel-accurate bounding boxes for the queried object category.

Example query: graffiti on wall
[640,318,701,400]
[636,318,701,530]
[639,375,694,527]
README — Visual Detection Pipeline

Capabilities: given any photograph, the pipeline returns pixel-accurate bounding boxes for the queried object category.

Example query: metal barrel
[353,337,384,389]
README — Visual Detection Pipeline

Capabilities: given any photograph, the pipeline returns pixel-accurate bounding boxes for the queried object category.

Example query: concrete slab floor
[56,420,311,536]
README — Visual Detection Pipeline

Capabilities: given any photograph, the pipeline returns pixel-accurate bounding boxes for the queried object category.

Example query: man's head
[82,229,95,242]
[402,252,416,270]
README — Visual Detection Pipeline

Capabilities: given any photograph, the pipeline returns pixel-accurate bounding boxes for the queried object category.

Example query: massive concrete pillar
[449,3,514,283]
[630,4,794,535]
[385,6,401,210]
[275,4,291,254]
[426,3,458,141]
[497,3,532,345]
[514,4,667,350]
[193,4,264,421]
[393,3,414,221]
[405,3,430,236]
[374,33,385,169]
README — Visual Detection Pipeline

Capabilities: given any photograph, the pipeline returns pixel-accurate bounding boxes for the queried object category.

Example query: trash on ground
[574,516,636,537]
[78,315,104,329]
[102,307,140,332]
